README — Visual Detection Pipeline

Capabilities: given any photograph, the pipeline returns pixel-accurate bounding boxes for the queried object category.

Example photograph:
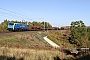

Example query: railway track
[0,31,46,38]
[0,31,34,37]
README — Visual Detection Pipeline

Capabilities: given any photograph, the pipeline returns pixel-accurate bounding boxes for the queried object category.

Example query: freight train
[7,22,69,31]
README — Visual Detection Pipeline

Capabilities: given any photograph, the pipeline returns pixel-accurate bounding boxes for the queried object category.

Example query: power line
[0,14,23,20]
[0,7,45,22]
[0,7,32,20]
[0,11,26,20]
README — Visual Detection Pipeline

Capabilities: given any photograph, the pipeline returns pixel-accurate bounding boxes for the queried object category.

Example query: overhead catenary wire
[0,11,24,19]
[0,7,46,23]
[0,14,23,20]
[0,12,27,21]
[0,7,32,20]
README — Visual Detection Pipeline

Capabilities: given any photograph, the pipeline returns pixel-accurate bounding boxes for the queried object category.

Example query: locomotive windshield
[9,22,14,25]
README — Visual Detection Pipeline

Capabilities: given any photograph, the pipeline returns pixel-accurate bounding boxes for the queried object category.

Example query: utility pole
[22,20,23,24]
[44,21,45,31]
[47,22,48,32]
[57,24,58,30]
[39,18,45,31]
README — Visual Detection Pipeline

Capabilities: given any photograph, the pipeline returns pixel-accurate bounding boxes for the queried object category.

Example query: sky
[0,0,90,26]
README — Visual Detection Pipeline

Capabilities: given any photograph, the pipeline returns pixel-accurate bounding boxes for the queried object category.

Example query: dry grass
[44,30,74,49]
[0,47,73,60]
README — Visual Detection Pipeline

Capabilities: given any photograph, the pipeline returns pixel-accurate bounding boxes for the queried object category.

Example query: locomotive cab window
[9,22,14,25]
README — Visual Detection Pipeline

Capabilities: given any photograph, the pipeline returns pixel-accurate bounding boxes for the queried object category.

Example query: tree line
[0,19,52,32]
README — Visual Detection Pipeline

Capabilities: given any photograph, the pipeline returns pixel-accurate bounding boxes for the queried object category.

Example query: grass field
[0,31,89,60]
[0,33,51,49]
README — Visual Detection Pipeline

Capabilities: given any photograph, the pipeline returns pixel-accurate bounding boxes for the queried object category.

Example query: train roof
[14,23,28,25]
[8,22,28,25]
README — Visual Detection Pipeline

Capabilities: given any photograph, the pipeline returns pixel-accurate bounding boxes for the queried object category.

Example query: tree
[70,20,87,47]
[41,22,52,28]
[0,19,9,32]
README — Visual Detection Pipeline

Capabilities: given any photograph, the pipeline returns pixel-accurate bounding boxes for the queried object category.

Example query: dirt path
[43,36,60,48]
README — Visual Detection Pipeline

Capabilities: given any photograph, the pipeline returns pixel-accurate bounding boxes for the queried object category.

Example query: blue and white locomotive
[7,22,29,31]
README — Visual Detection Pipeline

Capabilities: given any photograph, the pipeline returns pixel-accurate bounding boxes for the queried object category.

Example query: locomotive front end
[7,22,14,31]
